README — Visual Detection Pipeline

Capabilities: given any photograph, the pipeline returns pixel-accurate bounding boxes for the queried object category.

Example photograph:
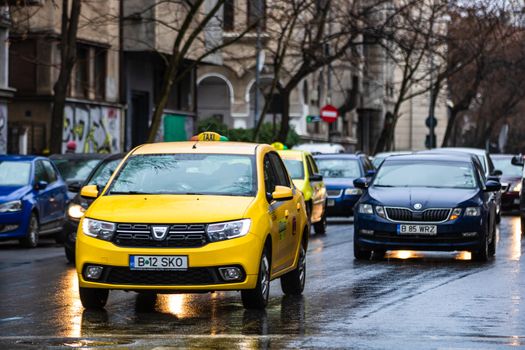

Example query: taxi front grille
[104,267,220,285]
[113,223,208,248]
[385,208,451,223]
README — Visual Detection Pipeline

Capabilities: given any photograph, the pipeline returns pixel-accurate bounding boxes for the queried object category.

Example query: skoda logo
[151,226,169,241]
[413,203,423,210]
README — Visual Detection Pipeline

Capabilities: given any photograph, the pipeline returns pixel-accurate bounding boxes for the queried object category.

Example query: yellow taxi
[277,149,327,234]
[76,133,309,310]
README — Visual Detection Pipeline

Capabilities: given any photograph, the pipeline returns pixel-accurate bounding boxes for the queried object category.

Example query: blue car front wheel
[20,213,39,248]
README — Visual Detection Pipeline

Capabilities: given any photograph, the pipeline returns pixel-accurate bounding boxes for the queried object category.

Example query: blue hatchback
[0,155,68,247]
[314,154,375,217]
[353,153,500,262]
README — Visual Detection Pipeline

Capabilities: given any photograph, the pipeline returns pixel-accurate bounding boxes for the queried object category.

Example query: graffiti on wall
[0,104,6,154]
[62,105,121,153]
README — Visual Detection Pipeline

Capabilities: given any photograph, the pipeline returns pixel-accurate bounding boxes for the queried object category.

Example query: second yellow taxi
[76,133,309,310]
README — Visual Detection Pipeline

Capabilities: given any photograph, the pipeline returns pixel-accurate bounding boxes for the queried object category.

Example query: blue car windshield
[108,154,256,196]
[316,158,362,179]
[374,161,478,189]
[0,161,31,186]
[282,159,304,179]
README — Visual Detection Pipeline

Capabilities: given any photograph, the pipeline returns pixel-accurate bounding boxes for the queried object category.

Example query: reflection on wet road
[0,216,523,349]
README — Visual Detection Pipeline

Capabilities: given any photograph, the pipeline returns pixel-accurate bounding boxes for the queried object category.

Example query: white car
[293,143,345,154]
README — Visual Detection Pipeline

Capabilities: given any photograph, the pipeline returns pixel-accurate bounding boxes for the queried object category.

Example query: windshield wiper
[373,184,395,188]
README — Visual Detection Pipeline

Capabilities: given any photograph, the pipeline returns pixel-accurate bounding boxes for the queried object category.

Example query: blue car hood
[0,185,32,202]
[323,178,357,189]
[368,186,479,208]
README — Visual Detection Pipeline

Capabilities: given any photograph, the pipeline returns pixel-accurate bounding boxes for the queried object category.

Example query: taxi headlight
[207,219,251,242]
[465,207,481,216]
[345,188,363,195]
[82,218,116,241]
[0,200,22,213]
[512,182,522,192]
[67,203,86,220]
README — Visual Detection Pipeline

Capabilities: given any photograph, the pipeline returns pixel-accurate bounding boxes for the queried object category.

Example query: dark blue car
[314,153,375,217]
[353,153,500,262]
[0,155,68,247]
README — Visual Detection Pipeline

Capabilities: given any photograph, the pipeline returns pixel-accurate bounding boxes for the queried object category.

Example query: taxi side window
[264,156,277,194]
[268,152,291,188]
[305,156,315,176]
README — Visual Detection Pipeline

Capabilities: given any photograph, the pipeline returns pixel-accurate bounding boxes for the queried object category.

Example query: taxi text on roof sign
[190,132,229,142]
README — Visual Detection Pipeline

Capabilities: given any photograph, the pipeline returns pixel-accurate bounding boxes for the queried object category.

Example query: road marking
[0,317,23,323]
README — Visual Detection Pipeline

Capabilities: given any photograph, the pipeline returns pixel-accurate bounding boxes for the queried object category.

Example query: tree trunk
[49,0,82,154]
[277,89,291,143]
[374,112,396,154]
[441,109,459,147]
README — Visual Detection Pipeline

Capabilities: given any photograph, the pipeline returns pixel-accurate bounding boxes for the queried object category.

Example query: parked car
[353,153,499,261]
[372,151,412,168]
[50,153,107,200]
[278,150,327,234]
[313,153,374,217]
[62,153,125,262]
[0,155,67,247]
[293,142,345,154]
[492,154,522,211]
[425,147,502,222]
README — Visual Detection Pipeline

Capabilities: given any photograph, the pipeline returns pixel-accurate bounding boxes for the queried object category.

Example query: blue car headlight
[0,200,22,213]
[82,218,116,241]
[465,207,481,216]
[345,188,363,195]
[358,204,374,214]
[207,219,251,242]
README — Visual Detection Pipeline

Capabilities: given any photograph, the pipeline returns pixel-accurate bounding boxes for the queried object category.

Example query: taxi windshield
[87,158,122,187]
[108,154,256,196]
[282,159,304,179]
[374,161,478,189]
[493,157,522,177]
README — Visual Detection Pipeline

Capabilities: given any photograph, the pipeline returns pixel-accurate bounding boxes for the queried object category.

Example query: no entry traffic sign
[320,104,339,123]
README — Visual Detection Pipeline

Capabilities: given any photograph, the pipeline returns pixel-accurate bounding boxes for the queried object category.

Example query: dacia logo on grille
[413,203,423,210]
[151,226,169,241]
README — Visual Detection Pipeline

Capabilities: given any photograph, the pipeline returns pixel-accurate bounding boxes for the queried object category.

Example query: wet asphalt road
[0,216,524,349]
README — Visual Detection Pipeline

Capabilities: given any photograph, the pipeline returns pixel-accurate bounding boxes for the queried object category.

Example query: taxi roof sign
[190,132,228,142]
[271,142,288,150]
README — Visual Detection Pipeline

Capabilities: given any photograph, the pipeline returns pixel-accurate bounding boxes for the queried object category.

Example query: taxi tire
[241,249,270,310]
[20,213,39,248]
[313,212,327,235]
[353,238,372,260]
[281,243,306,295]
[79,287,109,309]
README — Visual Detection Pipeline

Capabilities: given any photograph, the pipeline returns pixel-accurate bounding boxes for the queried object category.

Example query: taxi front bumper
[76,232,262,291]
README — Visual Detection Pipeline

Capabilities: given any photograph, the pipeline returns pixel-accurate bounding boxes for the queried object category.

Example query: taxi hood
[86,195,256,223]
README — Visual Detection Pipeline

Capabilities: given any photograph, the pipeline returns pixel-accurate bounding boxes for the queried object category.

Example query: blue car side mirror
[484,180,501,192]
[35,181,48,190]
[353,177,368,189]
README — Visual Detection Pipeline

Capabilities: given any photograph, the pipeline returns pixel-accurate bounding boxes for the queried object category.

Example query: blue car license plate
[397,224,437,235]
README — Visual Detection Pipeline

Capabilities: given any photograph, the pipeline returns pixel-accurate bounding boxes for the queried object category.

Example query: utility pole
[253,0,262,128]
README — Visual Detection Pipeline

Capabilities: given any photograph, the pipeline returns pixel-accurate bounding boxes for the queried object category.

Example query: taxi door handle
[284,209,289,218]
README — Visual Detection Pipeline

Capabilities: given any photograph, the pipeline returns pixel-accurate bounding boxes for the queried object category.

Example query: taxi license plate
[327,199,335,207]
[397,224,437,235]
[129,255,188,271]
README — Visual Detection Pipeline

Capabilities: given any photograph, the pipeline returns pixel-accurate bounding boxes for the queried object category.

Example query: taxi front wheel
[79,287,109,309]
[241,248,270,309]
[281,243,306,295]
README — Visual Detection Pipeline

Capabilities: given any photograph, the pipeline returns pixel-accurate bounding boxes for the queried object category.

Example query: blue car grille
[113,223,208,248]
[385,208,451,223]
[327,189,342,197]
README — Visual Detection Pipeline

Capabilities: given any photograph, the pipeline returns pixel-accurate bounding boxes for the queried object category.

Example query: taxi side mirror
[512,155,524,166]
[272,185,293,201]
[80,185,100,199]
[309,173,323,182]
